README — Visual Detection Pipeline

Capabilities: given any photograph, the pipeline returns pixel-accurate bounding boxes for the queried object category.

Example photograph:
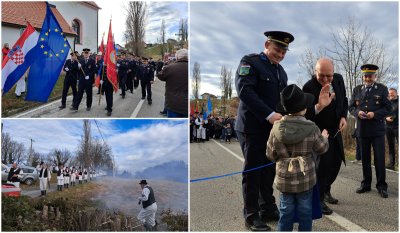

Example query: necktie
[85,59,88,64]
[275,64,280,80]
[366,86,371,98]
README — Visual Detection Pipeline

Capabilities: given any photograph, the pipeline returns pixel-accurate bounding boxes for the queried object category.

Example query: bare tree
[76,120,92,169]
[159,20,166,58]
[220,66,233,116]
[125,1,147,56]
[1,132,26,165]
[179,18,188,42]
[48,149,71,167]
[192,62,201,99]
[326,17,396,97]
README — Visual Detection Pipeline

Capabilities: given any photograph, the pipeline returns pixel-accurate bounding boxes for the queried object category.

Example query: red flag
[190,103,194,115]
[195,100,199,113]
[95,33,105,88]
[104,20,118,92]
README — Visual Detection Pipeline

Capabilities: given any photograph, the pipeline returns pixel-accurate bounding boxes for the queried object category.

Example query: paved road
[190,139,398,231]
[11,80,166,118]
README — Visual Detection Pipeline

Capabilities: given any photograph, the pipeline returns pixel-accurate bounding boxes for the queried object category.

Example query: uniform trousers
[236,131,276,220]
[360,136,387,190]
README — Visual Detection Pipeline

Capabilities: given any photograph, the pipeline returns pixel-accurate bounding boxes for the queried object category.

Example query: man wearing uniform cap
[349,64,392,198]
[138,57,155,105]
[235,31,293,231]
[71,48,96,112]
[59,51,79,109]
[117,51,129,98]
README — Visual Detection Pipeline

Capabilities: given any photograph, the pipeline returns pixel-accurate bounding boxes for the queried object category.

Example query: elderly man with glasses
[302,58,348,215]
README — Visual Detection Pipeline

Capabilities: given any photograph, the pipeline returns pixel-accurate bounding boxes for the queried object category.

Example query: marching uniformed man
[126,52,136,94]
[139,57,155,105]
[349,64,391,198]
[97,54,114,116]
[64,166,70,188]
[235,31,293,231]
[71,48,96,112]
[117,51,129,98]
[59,51,79,109]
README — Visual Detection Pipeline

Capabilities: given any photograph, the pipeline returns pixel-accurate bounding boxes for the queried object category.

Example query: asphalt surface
[10,80,166,118]
[190,139,398,231]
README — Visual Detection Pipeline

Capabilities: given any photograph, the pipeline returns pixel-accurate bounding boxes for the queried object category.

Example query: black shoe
[324,192,339,204]
[356,186,371,193]
[141,97,146,100]
[130,90,133,93]
[260,209,280,222]
[378,189,388,198]
[70,107,78,112]
[86,107,91,111]
[245,216,271,231]
[59,105,66,109]
[320,201,333,215]
[107,111,112,116]
[122,95,125,99]
[148,100,152,105]
[120,93,123,96]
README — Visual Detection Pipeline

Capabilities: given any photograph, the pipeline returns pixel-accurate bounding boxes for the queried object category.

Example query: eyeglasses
[316,72,333,79]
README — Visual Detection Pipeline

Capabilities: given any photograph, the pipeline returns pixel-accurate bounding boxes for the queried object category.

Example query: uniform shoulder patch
[239,63,251,76]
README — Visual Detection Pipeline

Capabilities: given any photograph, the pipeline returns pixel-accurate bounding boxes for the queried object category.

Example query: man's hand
[339,117,347,131]
[150,81,154,84]
[358,111,367,119]
[85,76,89,80]
[316,84,335,111]
[65,67,69,72]
[386,116,394,122]
[321,129,329,138]
[268,113,282,124]
[366,112,374,119]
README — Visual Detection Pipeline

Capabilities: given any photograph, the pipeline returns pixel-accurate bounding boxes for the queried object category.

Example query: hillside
[134,160,188,183]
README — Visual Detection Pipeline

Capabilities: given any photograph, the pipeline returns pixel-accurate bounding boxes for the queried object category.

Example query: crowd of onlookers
[190,113,238,143]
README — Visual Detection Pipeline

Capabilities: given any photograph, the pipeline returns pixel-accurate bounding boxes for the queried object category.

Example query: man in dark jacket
[138,58,155,105]
[303,58,348,215]
[235,31,293,231]
[157,49,188,118]
[71,48,96,112]
[138,180,157,231]
[59,51,79,109]
[385,88,398,170]
[349,64,391,198]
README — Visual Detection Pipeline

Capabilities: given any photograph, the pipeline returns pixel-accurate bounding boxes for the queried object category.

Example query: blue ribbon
[190,162,276,183]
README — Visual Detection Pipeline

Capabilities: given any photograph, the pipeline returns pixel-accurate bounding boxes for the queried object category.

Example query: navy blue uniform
[98,59,113,113]
[73,57,96,109]
[126,60,137,93]
[349,83,391,191]
[61,59,79,107]
[235,52,287,220]
[139,64,155,101]
[118,59,129,97]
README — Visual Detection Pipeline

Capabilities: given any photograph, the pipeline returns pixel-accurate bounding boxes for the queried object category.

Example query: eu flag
[25,3,71,102]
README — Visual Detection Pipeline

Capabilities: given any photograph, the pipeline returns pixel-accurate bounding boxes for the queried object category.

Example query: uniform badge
[376,101,379,105]
[239,64,250,76]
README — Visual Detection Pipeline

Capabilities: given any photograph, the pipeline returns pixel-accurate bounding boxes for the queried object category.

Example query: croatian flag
[1,22,39,95]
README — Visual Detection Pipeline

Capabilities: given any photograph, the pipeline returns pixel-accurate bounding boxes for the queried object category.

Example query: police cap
[264,31,294,49]
[361,64,379,75]
[83,48,90,53]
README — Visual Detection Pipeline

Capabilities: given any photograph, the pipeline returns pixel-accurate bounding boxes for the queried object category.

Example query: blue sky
[2,119,188,173]
[98,1,188,45]
[190,1,399,97]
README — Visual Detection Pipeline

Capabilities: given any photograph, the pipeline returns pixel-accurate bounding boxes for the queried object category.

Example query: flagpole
[98,62,105,105]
